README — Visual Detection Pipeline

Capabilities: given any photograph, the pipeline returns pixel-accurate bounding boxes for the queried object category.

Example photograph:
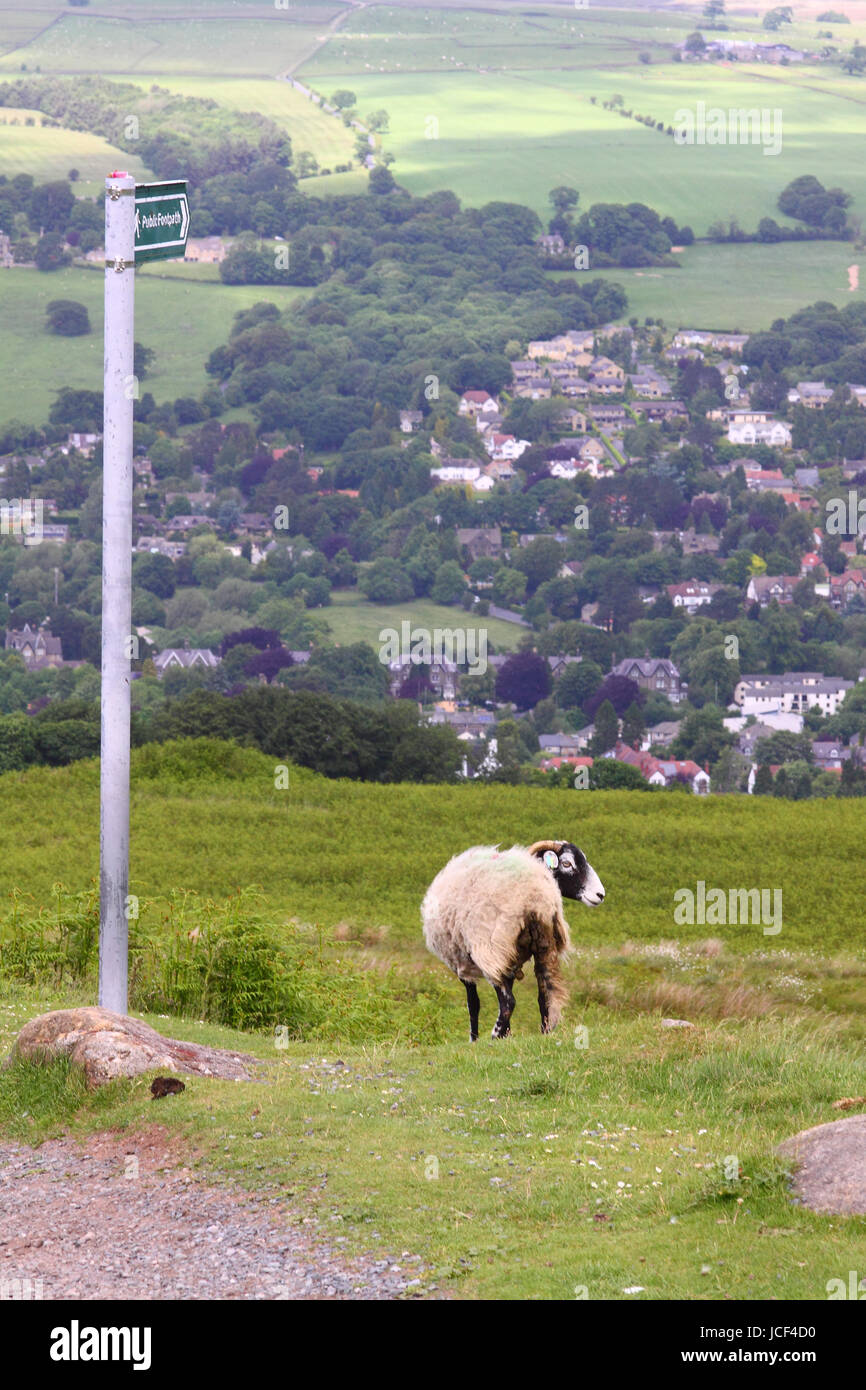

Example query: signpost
[98,173,189,1014]
[133,182,190,264]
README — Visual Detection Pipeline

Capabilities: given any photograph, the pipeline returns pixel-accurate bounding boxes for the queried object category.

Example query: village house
[788,381,834,409]
[680,529,721,556]
[666,579,722,613]
[430,465,494,491]
[610,657,686,703]
[734,672,854,718]
[484,433,530,462]
[728,418,792,448]
[829,569,866,611]
[458,390,500,418]
[388,654,458,700]
[166,514,215,533]
[629,368,671,399]
[456,527,502,560]
[514,377,553,400]
[745,573,801,606]
[399,409,423,433]
[612,741,710,793]
[631,399,689,423]
[183,236,229,264]
[644,720,682,749]
[588,404,627,427]
[136,536,187,560]
[673,329,749,353]
[153,642,221,677]
[5,622,64,670]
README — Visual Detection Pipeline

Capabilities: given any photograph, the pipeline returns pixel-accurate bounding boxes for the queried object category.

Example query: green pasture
[0,743,856,956]
[316,60,866,235]
[322,590,524,653]
[120,73,358,176]
[583,239,866,332]
[0,266,311,430]
[0,8,336,79]
[1,741,866,1300]
[0,110,151,196]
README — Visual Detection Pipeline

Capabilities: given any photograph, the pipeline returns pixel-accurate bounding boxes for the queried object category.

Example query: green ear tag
[543,850,559,870]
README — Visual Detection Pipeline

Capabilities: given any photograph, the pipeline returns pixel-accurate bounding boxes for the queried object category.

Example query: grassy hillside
[0,266,311,429]
[322,591,525,652]
[0,110,153,197]
[0,740,859,957]
[1,739,866,1300]
[587,240,865,332]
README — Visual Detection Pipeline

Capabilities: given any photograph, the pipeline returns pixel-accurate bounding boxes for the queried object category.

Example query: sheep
[421,838,605,1040]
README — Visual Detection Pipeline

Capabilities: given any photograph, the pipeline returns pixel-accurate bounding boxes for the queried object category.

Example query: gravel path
[0,1127,433,1300]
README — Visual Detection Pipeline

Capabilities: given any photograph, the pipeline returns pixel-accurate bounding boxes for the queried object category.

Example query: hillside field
[1,740,866,1300]
[0,266,311,430]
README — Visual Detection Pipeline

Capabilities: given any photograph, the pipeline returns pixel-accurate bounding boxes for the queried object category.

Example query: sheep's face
[534,841,605,907]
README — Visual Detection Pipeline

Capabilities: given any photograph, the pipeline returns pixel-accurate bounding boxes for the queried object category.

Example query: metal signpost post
[98,175,189,1014]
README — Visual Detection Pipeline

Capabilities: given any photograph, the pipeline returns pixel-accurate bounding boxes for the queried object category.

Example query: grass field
[322,590,524,653]
[0,110,153,196]
[0,8,341,79]
[587,240,866,331]
[0,266,311,429]
[120,73,360,183]
[1,740,866,1300]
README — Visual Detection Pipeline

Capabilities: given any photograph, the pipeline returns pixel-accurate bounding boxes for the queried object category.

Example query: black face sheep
[421,839,605,1040]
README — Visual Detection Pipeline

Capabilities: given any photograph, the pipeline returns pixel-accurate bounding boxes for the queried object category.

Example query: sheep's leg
[463,981,480,1042]
[492,978,515,1039]
[537,974,550,1034]
[534,947,567,1034]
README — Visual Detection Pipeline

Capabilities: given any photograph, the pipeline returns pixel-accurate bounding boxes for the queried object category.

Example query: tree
[753,763,774,796]
[755,730,814,765]
[671,705,733,766]
[495,651,552,710]
[133,551,176,599]
[431,560,466,605]
[34,232,67,272]
[366,109,390,132]
[591,699,619,756]
[621,701,646,749]
[584,674,643,719]
[331,89,357,109]
[711,746,750,793]
[589,759,650,790]
[359,557,413,603]
[549,186,579,216]
[684,31,707,52]
[556,659,602,711]
[68,168,80,182]
[369,166,396,195]
[45,299,90,336]
[763,5,793,28]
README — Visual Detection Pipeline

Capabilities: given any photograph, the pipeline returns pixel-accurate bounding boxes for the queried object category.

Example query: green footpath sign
[134,181,189,263]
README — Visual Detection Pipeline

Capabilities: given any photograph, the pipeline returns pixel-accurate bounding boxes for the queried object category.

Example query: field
[1,740,866,1300]
[322,590,524,652]
[0,110,153,198]
[588,240,866,331]
[0,266,311,429]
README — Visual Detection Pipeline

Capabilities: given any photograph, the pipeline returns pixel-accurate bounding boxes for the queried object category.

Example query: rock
[778,1115,866,1215]
[6,1007,259,1089]
[660,1018,694,1029]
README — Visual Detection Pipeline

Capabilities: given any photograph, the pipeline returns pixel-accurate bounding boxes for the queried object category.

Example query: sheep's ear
[542,849,559,871]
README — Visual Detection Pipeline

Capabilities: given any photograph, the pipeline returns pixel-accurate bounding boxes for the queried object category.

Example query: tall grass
[0,883,449,1044]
